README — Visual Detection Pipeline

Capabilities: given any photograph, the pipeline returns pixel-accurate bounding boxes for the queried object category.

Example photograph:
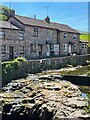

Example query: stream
[38,65,90,100]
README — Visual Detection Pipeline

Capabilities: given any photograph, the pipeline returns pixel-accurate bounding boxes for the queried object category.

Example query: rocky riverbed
[0,74,90,120]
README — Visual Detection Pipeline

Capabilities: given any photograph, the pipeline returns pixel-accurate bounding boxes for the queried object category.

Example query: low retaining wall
[2,54,90,86]
[27,54,90,73]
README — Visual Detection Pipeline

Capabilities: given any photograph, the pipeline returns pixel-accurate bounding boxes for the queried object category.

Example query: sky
[1,2,88,32]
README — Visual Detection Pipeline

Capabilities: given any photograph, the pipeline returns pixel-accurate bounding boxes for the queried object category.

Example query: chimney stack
[34,15,36,19]
[11,9,15,17]
[45,16,50,24]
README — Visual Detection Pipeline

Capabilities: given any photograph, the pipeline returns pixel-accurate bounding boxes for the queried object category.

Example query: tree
[0,5,11,21]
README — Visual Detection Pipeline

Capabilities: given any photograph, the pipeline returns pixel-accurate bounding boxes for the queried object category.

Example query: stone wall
[59,32,80,56]
[88,47,90,54]
[2,54,90,86]
[27,54,90,73]
[79,42,88,55]
[1,28,23,61]
[7,16,81,59]
[25,25,58,59]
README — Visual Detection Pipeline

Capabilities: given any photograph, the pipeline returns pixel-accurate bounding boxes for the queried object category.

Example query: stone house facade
[0,10,88,61]
[79,40,88,55]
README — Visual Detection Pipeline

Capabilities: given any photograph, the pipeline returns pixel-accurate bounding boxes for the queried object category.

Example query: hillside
[80,34,90,46]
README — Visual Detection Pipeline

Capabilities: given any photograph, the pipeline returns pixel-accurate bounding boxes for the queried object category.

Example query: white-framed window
[63,44,67,52]
[1,45,6,54]
[33,27,38,37]
[19,31,24,40]
[82,43,87,49]
[64,33,67,39]
[73,44,76,51]
[30,44,36,52]
[38,44,42,51]
[73,34,77,39]
[0,31,5,39]
[20,46,24,54]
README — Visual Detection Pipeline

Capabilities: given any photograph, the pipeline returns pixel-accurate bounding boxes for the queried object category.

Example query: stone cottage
[79,39,89,55]
[0,10,88,61]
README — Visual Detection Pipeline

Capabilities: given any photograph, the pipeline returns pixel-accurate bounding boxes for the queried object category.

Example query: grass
[80,34,90,46]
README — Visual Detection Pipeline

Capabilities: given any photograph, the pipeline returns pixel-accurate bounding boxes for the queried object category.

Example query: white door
[69,44,72,54]
[46,45,50,56]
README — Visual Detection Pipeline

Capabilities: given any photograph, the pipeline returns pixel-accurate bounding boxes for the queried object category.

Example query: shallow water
[80,86,90,100]
[82,93,87,98]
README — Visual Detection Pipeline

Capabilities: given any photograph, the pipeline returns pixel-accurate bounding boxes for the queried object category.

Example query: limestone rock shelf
[1,74,90,120]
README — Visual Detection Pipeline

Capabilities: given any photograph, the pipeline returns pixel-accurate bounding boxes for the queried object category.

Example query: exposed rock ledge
[1,74,90,120]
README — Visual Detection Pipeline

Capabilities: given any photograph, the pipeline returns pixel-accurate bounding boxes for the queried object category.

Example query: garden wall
[2,54,90,86]
[27,54,90,73]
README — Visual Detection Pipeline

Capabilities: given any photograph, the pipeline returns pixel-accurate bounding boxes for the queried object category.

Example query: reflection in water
[80,86,90,99]
[82,93,87,98]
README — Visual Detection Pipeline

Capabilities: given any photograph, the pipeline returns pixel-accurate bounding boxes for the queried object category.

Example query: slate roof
[51,22,78,33]
[15,15,55,29]
[0,20,19,30]
[15,15,79,33]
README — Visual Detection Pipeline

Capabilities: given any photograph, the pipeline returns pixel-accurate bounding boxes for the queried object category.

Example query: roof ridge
[10,14,79,33]
[51,22,66,26]
[16,14,46,23]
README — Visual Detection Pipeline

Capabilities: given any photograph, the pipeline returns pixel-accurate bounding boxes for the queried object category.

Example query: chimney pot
[45,16,50,24]
[11,9,15,17]
[34,15,36,19]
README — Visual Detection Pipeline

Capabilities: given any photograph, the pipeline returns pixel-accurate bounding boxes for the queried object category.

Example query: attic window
[19,31,24,40]
[0,31,5,39]
[64,33,67,39]
[33,28,38,37]
[73,34,77,39]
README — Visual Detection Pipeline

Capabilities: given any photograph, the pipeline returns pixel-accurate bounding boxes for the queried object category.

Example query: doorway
[38,44,42,56]
[46,45,50,56]
[9,46,14,60]
[69,44,72,54]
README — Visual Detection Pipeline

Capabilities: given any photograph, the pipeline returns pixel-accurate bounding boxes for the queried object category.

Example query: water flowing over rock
[1,74,90,120]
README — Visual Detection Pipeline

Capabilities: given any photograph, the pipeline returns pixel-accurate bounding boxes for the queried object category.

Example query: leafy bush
[0,5,11,21]
[15,57,27,62]
[87,71,90,77]
[0,14,8,21]
[2,57,29,86]
[0,5,11,13]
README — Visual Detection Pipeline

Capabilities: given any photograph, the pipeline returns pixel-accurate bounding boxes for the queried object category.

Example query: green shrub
[87,70,90,77]
[0,14,8,21]
[2,57,28,86]
[15,57,27,62]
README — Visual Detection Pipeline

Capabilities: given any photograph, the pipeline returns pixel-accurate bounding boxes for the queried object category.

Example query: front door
[46,45,50,56]
[69,44,72,54]
[38,44,42,56]
[9,46,14,60]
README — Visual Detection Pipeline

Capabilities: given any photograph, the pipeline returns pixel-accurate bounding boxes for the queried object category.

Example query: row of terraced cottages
[0,10,88,61]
